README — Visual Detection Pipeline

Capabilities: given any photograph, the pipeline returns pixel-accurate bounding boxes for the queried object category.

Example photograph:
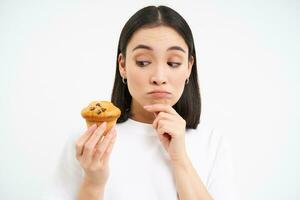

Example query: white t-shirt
[46,118,238,200]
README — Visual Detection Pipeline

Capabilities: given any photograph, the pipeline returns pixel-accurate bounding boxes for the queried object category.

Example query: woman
[48,5,237,200]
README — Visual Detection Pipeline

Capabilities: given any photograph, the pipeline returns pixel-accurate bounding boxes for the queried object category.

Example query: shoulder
[184,120,228,184]
[185,120,224,149]
[186,120,233,167]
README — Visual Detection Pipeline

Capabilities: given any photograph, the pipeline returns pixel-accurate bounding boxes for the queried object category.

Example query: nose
[150,65,167,85]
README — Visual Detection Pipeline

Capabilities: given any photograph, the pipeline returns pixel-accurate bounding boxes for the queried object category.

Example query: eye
[136,60,151,67]
[167,62,181,68]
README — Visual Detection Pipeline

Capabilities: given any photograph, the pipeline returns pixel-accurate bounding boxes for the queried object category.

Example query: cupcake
[81,101,121,135]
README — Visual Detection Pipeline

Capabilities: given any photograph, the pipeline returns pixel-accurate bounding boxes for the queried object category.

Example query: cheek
[174,81,185,98]
[170,71,187,100]
[172,71,186,88]
[126,67,146,95]
[176,75,186,85]
[128,73,144,89]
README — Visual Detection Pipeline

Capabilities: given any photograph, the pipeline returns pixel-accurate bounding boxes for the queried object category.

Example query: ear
[118,53,126,78]
[187,55,194,78]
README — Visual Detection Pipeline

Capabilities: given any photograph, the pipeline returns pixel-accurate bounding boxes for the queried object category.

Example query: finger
[156,120,176,137]
[158,133,171,148]
[143,104,177,115]
[76,124,97,159]
[94,127,116,161]
[157,120,168,135]
[156,123,171,148]
[102,134,117,166]
[153,112,172,129]
[157,119,183,139]
[81,122,107,162]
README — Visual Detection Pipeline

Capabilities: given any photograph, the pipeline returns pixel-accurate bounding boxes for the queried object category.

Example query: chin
[148,99,174,105]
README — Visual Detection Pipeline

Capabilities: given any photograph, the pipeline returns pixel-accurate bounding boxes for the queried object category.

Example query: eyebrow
[132,44,186,53]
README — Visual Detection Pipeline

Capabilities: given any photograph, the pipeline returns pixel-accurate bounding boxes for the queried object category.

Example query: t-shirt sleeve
[44,133,83,200]
[206,127,239,200]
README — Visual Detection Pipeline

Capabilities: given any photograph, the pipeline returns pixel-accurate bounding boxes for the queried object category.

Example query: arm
[171,155,213,200]
[77,178,105,200]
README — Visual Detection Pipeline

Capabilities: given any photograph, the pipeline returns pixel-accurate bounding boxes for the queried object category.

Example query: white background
[0,0,299,199]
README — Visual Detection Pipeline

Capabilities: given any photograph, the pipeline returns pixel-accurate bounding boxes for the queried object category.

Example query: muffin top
[81,101,121,121]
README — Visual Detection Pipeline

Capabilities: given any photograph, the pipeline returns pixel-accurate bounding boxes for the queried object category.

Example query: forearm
[171,157,213,200]
[77,179,105,200]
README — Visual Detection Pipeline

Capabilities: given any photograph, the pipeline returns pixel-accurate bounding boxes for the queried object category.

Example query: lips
[148,90,171,94]
[147,90,171,98]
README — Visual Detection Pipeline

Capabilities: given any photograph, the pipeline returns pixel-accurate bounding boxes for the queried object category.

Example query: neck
[130,100,155,124]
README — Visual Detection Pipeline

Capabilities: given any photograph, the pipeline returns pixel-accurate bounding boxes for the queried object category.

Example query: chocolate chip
[97,110,102,115]
[101,108,106,112]
[96,103,101,107]
[89,107,95,111]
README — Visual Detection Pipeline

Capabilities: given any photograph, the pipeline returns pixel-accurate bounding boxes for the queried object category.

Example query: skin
[120,25,193,124]
[76,26,213,200]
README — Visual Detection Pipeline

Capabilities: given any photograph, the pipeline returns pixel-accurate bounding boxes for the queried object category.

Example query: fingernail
[101,122,107,128]
[108,132,114,138]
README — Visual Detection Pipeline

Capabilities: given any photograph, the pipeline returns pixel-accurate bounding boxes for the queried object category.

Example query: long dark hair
[111,5,201,129]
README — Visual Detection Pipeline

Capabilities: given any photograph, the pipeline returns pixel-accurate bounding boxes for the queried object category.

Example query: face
[119,26,193,118]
